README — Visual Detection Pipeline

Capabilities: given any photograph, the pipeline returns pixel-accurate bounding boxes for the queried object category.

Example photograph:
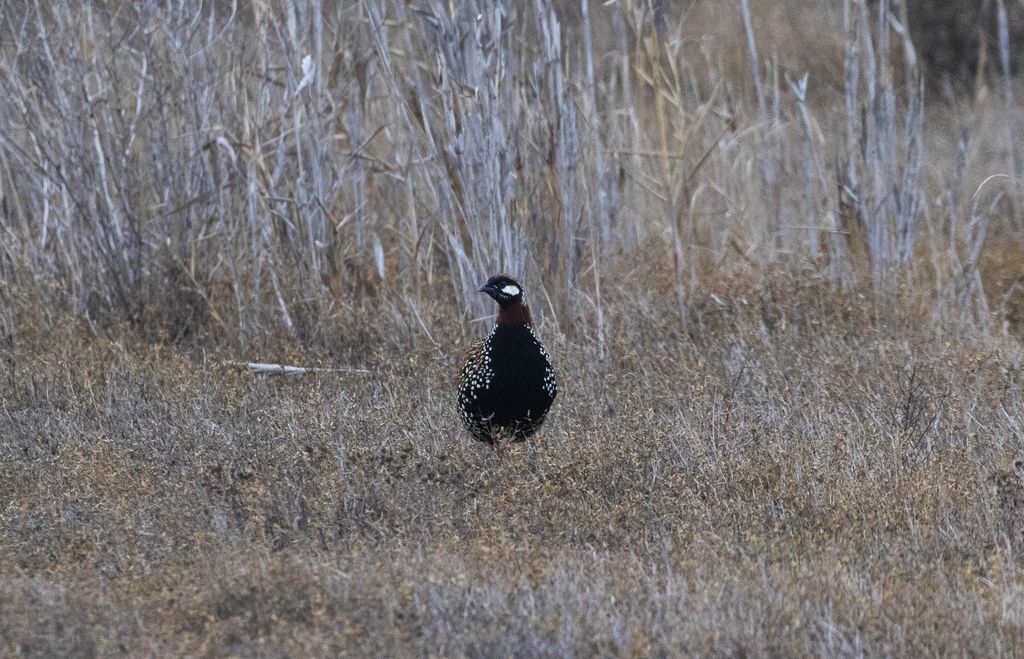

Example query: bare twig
[226,361,371,376]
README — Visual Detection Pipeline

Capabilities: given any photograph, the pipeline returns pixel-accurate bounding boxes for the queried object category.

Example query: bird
[458,274,557,446]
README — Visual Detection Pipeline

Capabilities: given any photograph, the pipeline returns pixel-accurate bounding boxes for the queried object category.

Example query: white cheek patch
[501,284,520,296]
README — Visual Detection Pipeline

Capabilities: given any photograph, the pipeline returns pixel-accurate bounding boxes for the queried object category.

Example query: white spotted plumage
[458,334,496,442]
[458,321,557,444]
[526,323,558,399]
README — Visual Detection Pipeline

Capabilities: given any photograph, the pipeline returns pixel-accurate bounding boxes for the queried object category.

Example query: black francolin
[458,275,557,445]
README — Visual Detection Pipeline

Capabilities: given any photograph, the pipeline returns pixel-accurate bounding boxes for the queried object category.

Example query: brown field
[4,0,1024,656]
[4,273,1024,655]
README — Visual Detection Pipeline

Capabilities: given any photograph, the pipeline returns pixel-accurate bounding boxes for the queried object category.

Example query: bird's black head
[478,274,524,308]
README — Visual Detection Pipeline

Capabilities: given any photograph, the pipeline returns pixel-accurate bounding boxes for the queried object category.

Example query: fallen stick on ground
[226,361,371,376]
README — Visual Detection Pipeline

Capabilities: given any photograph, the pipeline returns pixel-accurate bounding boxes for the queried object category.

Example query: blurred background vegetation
[0,0,1022,348]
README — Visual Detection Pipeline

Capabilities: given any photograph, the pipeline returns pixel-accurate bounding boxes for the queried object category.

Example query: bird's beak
[478,283,491,293]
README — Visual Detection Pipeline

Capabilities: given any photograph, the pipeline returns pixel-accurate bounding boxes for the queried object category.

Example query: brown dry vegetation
[5,0,1024,656]
[5,272,1024,655]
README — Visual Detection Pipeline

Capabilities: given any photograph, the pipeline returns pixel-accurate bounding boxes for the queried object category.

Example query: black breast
[458,324,557,443]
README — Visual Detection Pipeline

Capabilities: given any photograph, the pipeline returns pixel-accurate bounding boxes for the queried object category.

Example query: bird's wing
[458,339,494,443]
[459,339,487,385]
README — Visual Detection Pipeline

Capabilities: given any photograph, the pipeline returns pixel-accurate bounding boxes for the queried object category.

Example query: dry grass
[4,0,1024,655]
[0,0,1020,339]
[4,271,1024,656]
